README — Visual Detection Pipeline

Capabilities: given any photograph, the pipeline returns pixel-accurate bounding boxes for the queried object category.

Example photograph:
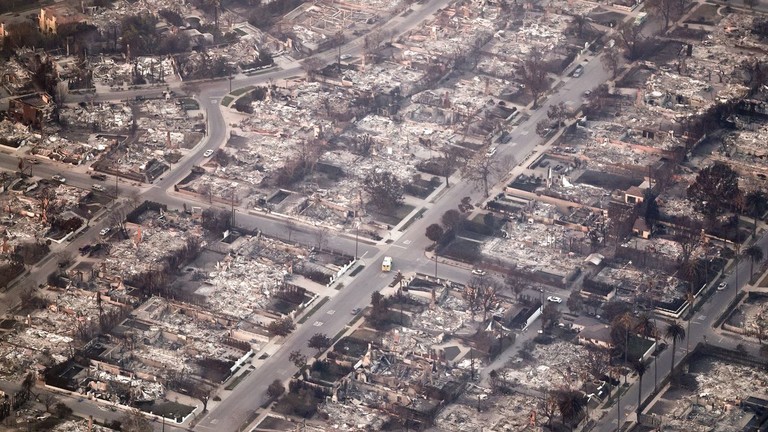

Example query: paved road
[0,1,631,431]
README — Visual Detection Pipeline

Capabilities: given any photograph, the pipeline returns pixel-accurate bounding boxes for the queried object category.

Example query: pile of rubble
[86,369,165,402]
[0,120,39,147]
[499,341,589,391]
[202,253,286,319]
[52,420,113,432]
[482,221,584,275]
[60,102,133,132]
[0,326,71,380]
[318,400,390,431]
[435,386,534,432]
[103,224,201,280]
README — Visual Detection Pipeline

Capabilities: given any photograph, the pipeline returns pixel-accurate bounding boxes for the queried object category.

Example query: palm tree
[556,389,587,431]
[612,313,635,367]
[635,313,656,341]
[665,322,686,377]
[746,190,768,235]
[745,245,764,279]
[632,361,648,416]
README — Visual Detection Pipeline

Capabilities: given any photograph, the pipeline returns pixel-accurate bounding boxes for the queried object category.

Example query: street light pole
[617,369,622,431]
[354,222,359,260]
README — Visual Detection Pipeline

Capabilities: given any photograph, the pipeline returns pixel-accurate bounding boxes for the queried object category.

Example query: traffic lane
[196,259,389,430]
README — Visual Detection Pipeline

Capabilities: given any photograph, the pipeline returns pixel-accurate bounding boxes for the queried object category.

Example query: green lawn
[221,96,234,106]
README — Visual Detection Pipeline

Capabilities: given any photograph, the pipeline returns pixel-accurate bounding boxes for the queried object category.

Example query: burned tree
[645,0,687,30]
[617,22,646,60]
[362,170,404,213]
[601,45,621,79]
[462,154,514,198]
[687,162,741,219]
[519,48,549,108]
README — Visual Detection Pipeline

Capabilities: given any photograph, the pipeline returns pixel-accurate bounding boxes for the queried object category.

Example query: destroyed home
[8,93,55,130]
[642,355,768,431]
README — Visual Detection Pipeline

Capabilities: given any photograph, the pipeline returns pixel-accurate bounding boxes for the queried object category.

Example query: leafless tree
[300,57,326,81]
[601,44,621,79]
[439,145,465,187]
[583,348,610,381]
[645,0,687,30]
[616,22,646,60]
[40,393,58,412]
[539,391,559,427]
[674,223,702,266]
[314,226,330,251]
[462,154,514,198]
[466,275,503,321]
[519,48,550,108]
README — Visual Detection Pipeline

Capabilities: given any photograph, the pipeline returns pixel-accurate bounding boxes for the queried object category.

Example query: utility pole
[354,222,359,259]
[434,250,438,279]
[617,369,622,431]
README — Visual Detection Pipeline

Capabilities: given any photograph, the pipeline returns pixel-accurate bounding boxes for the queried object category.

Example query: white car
[92,184,105,192]
[51,174,66,183]
[203,149,214,157]
[471,269,487,276]
[547,296,562,303]
[717,282,728,291]
[99,227,111,236]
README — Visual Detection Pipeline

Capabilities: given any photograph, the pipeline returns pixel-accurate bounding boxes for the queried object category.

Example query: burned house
[8,93,55,129]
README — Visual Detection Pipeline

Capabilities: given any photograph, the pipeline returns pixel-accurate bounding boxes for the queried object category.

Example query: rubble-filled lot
[60,102,133,132]
[724,294,768,338]
[496,341,591,392]
[645,356,768,431]
[92,98,203,181]
[587,264,686,305]
[434,387,534,432]
[481,215,586,277]
[317,400,390,431]
[106,297,249,379]
[102,214,204,282]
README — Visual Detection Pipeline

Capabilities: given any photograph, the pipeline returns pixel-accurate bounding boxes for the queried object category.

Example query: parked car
[717,282,728,291]
[51,174,66,183]
[99,227,111,236]
[92,184,105,192]
[351,307,361,315]
[471,269,487,276]
[27,158,40,164]
[203,149,214,157]
[547,296,562,303]
[572,65,584,78]
[90,173,107,181]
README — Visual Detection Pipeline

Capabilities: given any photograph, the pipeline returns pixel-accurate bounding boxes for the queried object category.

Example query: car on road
[471,269,487,276]
[351,307,361,315]
[571,65,584,78]
[92,184,105,192]
[99,227,111,236]
[717,282,728,291]
[203,149,214,157]
[547,295,562,303]
[583,89,592,97]
[51,174,66,183]
[90,173,107,181]
[27,158,40,164]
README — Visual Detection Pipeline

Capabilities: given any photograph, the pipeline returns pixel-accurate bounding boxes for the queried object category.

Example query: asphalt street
[1,1,759,431]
